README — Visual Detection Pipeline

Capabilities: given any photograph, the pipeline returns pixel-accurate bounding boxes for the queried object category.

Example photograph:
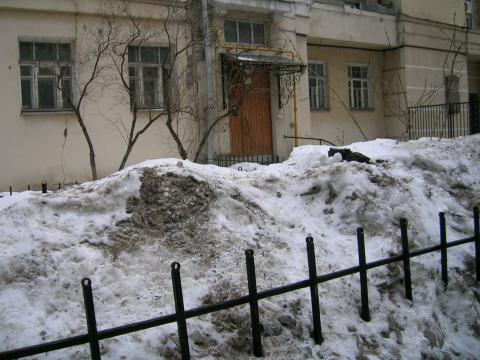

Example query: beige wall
[400,0,465,26]
[307,45,386,146]
[403,47,468,105]
[0,4,193,191]
[383,47,407,139]
[383,45,469,139]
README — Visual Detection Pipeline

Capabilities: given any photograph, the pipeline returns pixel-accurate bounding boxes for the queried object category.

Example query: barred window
[308,62,328,110]
[348,65,371,109]
[19,41,72,112]
[128,45,169,109]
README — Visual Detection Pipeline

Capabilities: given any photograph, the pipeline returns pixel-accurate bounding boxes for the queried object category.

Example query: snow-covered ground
[1,136,479,359]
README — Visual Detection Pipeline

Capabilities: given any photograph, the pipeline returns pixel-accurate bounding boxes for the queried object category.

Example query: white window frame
[348,64,372,110]
[19,41,73,112]
[308,61,328,110]
[224,19,266,45]
[128,45,168,110]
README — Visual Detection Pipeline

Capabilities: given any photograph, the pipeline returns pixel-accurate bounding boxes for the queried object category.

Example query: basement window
[19,41,73,112]
[224,20,266,45]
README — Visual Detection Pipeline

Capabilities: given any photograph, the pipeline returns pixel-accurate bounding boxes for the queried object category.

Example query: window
[128,45,169,109]
[224,20,266,45]
[19,41,72,111]
[348,65,371,109]
[465,0,474,29]
[309,62,328,110]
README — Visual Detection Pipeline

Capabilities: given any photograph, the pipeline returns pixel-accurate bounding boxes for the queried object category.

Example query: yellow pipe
[214,31,300,147]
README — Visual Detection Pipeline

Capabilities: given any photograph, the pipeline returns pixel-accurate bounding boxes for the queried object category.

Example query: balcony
[314,0,396,16]
[212,0,292,14]
[309,1,397,48]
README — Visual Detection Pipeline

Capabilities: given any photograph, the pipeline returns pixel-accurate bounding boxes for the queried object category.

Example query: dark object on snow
[328,148,370,164]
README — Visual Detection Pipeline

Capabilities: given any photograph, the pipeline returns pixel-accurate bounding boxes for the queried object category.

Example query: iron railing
[214,154,282,167]
[408,102,479,140]
[283,134,336,146]
[1,208,479,360]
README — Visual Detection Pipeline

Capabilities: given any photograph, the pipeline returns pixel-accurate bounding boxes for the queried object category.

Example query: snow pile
[1,136,480,359]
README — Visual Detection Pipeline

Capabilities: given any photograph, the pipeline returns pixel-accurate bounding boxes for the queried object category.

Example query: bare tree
[58,12,116,180]
[106,3,164,170]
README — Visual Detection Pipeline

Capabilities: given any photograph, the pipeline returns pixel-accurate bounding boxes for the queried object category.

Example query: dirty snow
[0,136,480,359]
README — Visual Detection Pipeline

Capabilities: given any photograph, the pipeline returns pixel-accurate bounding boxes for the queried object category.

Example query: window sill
[133,108,168,114]
[310,108,330,112]
[349,107,375,112]
[224,41,268,48]
[21,110,75,116]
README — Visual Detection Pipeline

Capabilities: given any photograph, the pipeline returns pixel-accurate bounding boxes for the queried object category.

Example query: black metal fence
[283,134,336,146]
[408,102,480,140]
[1,209,479,360]
[214,154,282,167]
[2,181,80,196]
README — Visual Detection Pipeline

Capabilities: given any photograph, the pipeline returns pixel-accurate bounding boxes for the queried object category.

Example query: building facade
[0,0,478,190]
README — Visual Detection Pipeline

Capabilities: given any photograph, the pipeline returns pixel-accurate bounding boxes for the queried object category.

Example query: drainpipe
[201,0,215,163]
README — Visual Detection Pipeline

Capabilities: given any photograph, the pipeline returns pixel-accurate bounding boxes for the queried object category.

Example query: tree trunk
[73,107,98,180]
[118,144,133,171]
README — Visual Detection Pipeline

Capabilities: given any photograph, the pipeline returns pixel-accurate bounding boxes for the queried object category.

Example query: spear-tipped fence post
[306,237,323,344]
[9,186,12,196]
[245,249,263,357]
[474,207,479,282]
[400,219,413,301]
[357,228,370,322]
[171,262,190,360]
[439,212,448,287]
[81,278,101,360]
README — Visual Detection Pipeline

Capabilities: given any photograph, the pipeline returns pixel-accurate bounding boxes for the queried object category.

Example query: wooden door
[229,70,272,156]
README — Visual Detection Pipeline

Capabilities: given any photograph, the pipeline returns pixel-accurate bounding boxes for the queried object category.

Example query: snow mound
[1,136,480,359]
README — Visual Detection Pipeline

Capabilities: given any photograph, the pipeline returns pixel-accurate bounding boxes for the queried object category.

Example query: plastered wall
[400,0,465,26]
[0,6,193,190]
[307,45,386,146]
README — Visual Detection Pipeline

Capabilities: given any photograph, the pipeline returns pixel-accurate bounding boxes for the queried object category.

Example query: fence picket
[439,212,448,287]
[81,278,101,360]
[171,262,190,360]
[400,219,413,301]
[474,207,479,282]
[357,228,370,322]
[306,237,323,344]
[245,249,262,357]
